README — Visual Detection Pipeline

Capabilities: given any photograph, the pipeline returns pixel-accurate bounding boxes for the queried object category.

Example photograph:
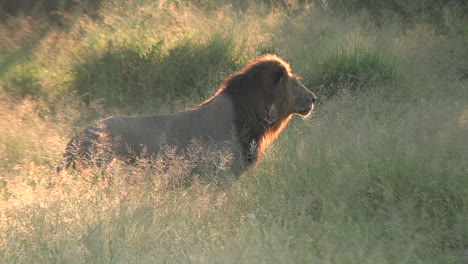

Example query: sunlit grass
[0,0,467,263]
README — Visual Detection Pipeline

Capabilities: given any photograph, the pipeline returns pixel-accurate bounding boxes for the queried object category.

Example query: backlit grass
[0,0,467,263]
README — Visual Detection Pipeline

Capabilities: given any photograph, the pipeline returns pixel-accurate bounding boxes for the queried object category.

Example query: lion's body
[60,54,316,173]
[103,94,236,157]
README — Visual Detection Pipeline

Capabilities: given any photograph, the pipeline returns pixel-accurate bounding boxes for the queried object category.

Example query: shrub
[72,41,164,107]
[2,62,42,98]
[321,0,467,25]
[158,34,241,99]
[72,34,241,109]
[310,44,397,98]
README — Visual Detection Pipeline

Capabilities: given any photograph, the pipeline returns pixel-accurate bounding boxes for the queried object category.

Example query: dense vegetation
[1,0,467,262]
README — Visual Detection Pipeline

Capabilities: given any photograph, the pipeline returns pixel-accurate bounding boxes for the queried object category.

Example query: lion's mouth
[298,104,314,116]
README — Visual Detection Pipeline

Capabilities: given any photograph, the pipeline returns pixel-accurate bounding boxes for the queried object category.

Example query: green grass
[309,43,398,97]
[73,34,243,109]
[1,0,467,263]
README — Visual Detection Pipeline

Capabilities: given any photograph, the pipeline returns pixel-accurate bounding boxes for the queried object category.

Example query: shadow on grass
[0,25,54,98]
[308,45,398,99]
[71,34,242,110]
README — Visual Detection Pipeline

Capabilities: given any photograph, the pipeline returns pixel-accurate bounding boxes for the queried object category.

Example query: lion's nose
[310,92,317,104]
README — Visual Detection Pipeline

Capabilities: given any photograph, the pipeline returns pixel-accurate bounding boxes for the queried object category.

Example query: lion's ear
[274,66,287,84]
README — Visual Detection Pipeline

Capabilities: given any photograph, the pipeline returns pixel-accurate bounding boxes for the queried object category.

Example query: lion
[58,54,317,174]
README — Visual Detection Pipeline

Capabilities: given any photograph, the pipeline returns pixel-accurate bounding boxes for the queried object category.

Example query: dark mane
[202,54,294,166]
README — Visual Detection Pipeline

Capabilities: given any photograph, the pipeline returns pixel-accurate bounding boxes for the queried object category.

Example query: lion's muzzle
[293,80,317,116]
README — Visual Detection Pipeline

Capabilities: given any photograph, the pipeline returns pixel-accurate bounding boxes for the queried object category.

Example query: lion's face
[267,67,316,119]
[289,77,316,116]
[220,55,317,121]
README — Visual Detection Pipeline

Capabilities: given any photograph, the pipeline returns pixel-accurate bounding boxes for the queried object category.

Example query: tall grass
[321,0,467,26]
[1,0,467,263]
[73,34,242,109]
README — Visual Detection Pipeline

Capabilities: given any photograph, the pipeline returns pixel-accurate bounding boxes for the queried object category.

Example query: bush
[2,62,42,98]
[310,45,397,98]
[72,34,241,109]
[72,41,164,107]
[181,0,314,11]
[321,0,467,25]
[158,34,241,99]
[0,0,103,25]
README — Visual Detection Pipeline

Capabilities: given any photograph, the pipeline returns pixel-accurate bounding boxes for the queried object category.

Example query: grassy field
[1,0,467,263]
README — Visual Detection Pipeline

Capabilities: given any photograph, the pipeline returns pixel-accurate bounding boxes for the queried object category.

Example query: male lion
[59,54,316,174]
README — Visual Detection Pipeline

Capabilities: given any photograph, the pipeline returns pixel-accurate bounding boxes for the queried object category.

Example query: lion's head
[209,54,317,164]
[242,54,316,117]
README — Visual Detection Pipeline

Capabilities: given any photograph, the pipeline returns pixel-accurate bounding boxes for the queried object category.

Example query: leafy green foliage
[322,0,467,25]
[72,35,241,108]
[311,45,397,97]
[0,0,467,263]
[2,62,42,98]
